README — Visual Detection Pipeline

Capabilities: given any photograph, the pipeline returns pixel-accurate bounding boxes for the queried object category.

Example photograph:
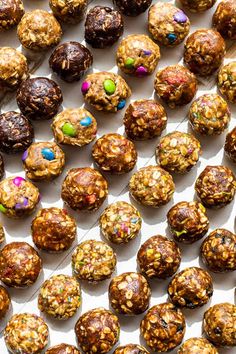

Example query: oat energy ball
[72,240,116,282]
[167,201,209,243]
[213,0,236,40]
[0,176,40,218]
[203,303,236,347]
[179,0,216,12]
[49,42,93,83]
[50,0,87,24]
[92,133,137,174]
[0,242,42,287]
[0,153,4,180]
[82,72,131,112]
[116,34,160,77]
[32,207,76,253]
[85,6,123,49]
[184,29,225,76]
[38,274,81,319]
[46,344,81,354]
[124,99,167,140]
[0,222,5,244]
[154,65,197,108]
[189,94,230,135]
[109,272,151,315]
[4,313,49,354]
[140,303,186,352]
[195,165,236,208]
[225,127,236,162]
[129,165,175,208]
[0,285,10,319]
[156,131,201,174]
[0,0,24,31]
[137,235,181,279]
[218,62,236,103]
[99,201,142,244]
[201,229,236,272]
[0,47,28,91]
[17,10,62,51]
[114,345,149,354]
[113,0,152,16]
[178,337,219,354]
[61,167,108,212]
[148,3,190,46]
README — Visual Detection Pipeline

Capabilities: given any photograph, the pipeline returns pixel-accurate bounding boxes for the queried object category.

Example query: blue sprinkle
[117,99,126,110]
[167,33,177,44]
[22,150,28,162]
[41,148,55,161]
[80,116,92,127]
[131,217,139,224]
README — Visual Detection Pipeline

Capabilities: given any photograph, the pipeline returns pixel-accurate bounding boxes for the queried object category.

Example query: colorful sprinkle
[15,197,28,209]
[13,176,25,187]
[167,33,177,44]
[81,81,91,94]
[22,150,28,162]
[62,122,77,137]
[0,204,7,213]
[143,50,152,56]
[103,79,116,95]
[131,217,139,224]
[80,116,92,127]
[41,148,55,161]
[174,11,188,23]
[136,66,148,77]
[117,99,126,110]
[125,57,135,68]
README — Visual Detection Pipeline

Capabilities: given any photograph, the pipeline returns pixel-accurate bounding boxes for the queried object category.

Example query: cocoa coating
[213,0,236,39]
[46,344,81,354]
[0,0,24,31]
[113,344,149,354]
[113,0,152,16]
[179,0,216,12]
[0,285,11,319]
[49,0,87,24]
[0,153,4,180]
[225,127,236,163]
[178,337,218,353]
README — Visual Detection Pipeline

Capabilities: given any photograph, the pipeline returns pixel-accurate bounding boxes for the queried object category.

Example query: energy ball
[201,229,236,273]
[116,34,160,77]
[0,47,28,91]
[92,133,137,174]
[213,0,236,40]
[61,167,108,212]
[31,207,76,253]
[4,313,49,354]
[140,303,186,352]
[148,3,190,46]
[154,65,197,108]
[113,0,152,16]
[0,285,10,319]
[0,153,4,180]
[123,99,167,140]
[49,42,93,83]
[81,71,131,113]
[168,267,213,309]
[178,338,219,354]
[0,242,42,287]
[38,274,81,319]
[225,127,236,162]
[129,165,175,208]
[184,29,225,76]
[17,9,62,51]
[189,94,231,135]
[218,62,236,103]
[156,131,201,174]
[46,344,81,354]
[75,308,120,354]
[114,345,149,354]
[195,165,236,209]
[99,201,142,244]
[0,0,24,31]
[167,201,209,243]
[137,235,181,279]
[203,303,236,347]
[179,0,216,12]
[0,176,40,218]
[72,240,116,282]
[0,222,5,244]
[85,6,123,48]
[49,0,87,24]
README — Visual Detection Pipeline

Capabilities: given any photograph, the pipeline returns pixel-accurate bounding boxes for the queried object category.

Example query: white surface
[0,0,235,353]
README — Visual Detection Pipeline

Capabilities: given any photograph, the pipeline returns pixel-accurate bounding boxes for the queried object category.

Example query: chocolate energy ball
[123,99,167,140]
[4,313,49,354]
[0,176,40,218]
[0,47,28,91]
[156,131,201,174]
[154,65,198,108]
[49,42,93,83]
[167,201,209,243]
[225,127,236,162]
[203,303,236,347]
[17,9,62,51]
[116,34,160,77]
[109,272,151,315]
[81,71,131,113]
[140,303,186,352]
[178,338,219,354]
[137,235,181,279]
[0,0,24,31]
[0,111,34,154]
[113,0,152,16]
[189,94,231,136]
[46,344,81,354]
[92,133,137,174]
[184,29,226,76]
[0,285,10,319]
[0,222,5,244]
[179,0,216,12]
[38,274,81,320]
[61,167,108,212]
[85,6,123,48]
[16,77,63,120]
[99,201,142,244]
[72,240,116,282]
[0,242,42,287]
[32,207,76,253]
[114,345,149,354]
[201,229,236,273]
[0,153,4,180]
[218,62,236,103]
[195,165,236,209]
[129,165,175,208]
[148,3,190,46]
[168,267,213,309]
[50,0,87,24]
[213,0,236,40]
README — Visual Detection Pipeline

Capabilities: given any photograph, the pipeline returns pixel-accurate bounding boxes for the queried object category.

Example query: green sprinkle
[103,79,116,95]
[125,57,135,68]
[78,261,85,266]
[0,204,6,213]
[174,229,187,237]
[62,122,77,137]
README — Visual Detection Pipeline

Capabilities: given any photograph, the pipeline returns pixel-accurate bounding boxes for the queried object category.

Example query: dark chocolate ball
[49,42,93,83]
[0,154,4,180]
[113,0,152,16]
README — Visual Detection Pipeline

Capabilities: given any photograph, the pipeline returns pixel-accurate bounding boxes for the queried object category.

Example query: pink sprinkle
[13,176,25,187]
[81,81,91,94]
[136,66,148,77]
